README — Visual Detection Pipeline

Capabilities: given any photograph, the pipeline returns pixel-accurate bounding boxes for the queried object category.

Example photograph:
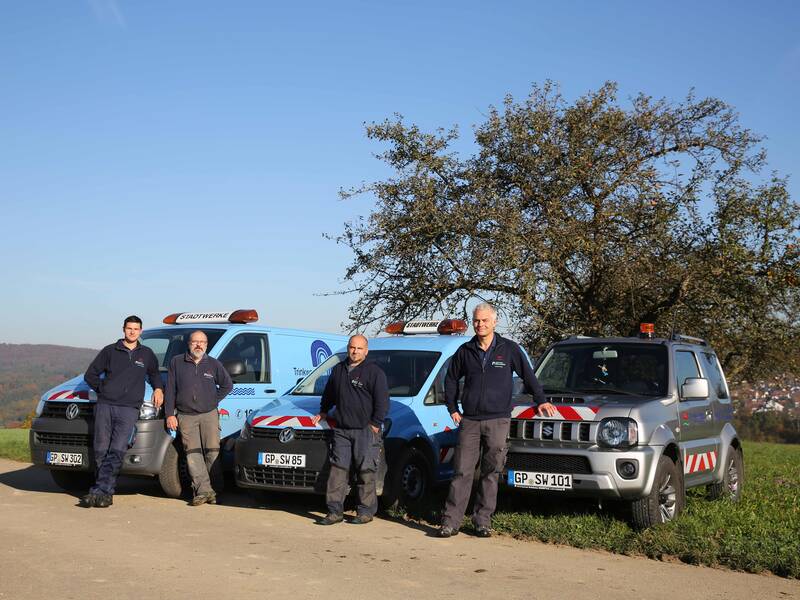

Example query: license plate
[46,452,83,466]
[258,452,306,468]
[507,470,572,490]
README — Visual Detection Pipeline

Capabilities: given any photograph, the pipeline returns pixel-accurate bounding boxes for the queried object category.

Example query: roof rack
[671,333,707,346]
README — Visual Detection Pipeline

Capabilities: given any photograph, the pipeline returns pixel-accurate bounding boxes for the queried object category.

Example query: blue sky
[1,1,798,348]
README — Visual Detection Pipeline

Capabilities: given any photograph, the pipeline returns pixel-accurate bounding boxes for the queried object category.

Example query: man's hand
[166,415,178,431]
[311,413,326,426]
[152,388,164,408]
[370,424,380,434]
[536,402,558,417]
[450,411,462,426]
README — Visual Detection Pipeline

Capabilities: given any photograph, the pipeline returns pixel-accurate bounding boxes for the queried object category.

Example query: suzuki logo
[278,428,295,443]
[542,423,554,437]
[65,403,80,420]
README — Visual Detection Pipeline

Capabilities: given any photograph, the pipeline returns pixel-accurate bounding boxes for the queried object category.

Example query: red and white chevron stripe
[439,447,455,463]
[684,450,718,474]
[48,390,93,401]
[251,415,336,429]
[511,405,600,421]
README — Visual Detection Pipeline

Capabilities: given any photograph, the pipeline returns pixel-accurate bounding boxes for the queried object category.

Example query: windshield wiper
[575,386,640,397]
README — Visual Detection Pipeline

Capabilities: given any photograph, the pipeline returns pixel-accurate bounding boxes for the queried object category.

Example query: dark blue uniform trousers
[90,402,138,496]
[326,426,381,517]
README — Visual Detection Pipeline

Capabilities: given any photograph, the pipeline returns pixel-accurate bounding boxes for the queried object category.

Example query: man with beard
[165,330,233,506]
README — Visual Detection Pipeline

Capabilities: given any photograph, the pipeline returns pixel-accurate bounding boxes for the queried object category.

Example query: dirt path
[0,459,797,600]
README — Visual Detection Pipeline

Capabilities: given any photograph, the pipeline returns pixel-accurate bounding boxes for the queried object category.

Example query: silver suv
[503,326,744,528]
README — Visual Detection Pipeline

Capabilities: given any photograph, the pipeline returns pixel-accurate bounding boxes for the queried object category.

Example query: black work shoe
[79,493,98,508]
[319,513,344,525]
[474,526,492,538]
[351,514,374,525]
[94,494,113,508]
[191,495,208,506]
[438,526,459,538]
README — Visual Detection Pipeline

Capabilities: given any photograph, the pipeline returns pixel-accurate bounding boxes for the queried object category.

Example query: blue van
[235,319,479,506]
[30,309,347,497]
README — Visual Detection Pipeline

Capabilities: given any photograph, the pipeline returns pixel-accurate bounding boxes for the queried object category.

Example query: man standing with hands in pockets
[439,303,557,538]
[312,334,388,525]
[165,330,233,506]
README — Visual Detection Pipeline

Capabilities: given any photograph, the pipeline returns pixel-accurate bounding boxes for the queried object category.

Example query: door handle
[265,389,276,394]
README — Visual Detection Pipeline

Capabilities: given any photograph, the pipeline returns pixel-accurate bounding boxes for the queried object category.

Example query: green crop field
[0,428,29,462]
[397,441,800,578]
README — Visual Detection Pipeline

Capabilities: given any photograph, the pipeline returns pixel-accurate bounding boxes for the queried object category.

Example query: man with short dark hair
[165,330,233,506]
[312,334,388,525]
[439,303,556,538]
[82,316,163,508]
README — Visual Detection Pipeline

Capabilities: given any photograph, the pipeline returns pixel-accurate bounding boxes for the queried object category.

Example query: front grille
[41,402,94,420]
[240,465,320,488]
[509,419,594,443]
[505,452,592,474]
[251,428,332,441]
[35,432,91,447]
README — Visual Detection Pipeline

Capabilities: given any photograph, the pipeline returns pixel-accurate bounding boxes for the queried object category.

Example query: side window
[217,334,271,384]
[674,351,700,389]
[423,359,464,406]
[701,352,729,399]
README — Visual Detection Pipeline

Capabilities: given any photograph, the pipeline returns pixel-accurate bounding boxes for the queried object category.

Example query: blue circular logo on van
[311,340,332,367]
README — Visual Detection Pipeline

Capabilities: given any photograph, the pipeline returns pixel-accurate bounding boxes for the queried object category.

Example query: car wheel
[49,469,94,492]
[380,447,431,510]
[629,455,684,529]
[707,446,744,501]
[158,439,191,498]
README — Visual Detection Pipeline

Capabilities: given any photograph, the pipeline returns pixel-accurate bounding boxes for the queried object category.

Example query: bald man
[312,335,389,525]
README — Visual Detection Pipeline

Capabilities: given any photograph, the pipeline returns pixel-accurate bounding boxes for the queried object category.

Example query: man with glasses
[439,303,557,538]
[165,330,233,506]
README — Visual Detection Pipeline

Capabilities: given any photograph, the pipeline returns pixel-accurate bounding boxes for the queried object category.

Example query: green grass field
[0,428,30,462]
[397,441,800,578]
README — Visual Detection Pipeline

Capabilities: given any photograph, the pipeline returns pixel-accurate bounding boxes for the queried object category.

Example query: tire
[158,440,191,498]
[707,447,744,501]
[629,455,684,529]
[49,469,94,492]
[380,447,431,510]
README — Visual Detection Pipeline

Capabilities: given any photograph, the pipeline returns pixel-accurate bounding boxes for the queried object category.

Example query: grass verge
[0,428,30,462]
[394,441,800,578]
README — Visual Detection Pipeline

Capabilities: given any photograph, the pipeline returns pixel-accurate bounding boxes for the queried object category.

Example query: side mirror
[224,360,246,377]
[681,377,709,400]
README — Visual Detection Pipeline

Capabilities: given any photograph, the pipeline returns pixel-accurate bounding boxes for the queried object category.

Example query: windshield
[141,328,226,371]
[292,350,441,397]
[535,343,668,396]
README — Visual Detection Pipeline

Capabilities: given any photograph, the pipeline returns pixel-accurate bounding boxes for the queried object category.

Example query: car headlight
[139,402,161,420]
[34,396,47,417]
[597,418,638,449]
[239,421,252,441]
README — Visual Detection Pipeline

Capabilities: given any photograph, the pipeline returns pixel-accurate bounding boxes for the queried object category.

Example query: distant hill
[0,343,98,426]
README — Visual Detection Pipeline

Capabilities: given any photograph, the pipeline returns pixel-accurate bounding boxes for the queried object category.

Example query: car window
[141,328,225,370]
[701,352,729,399]
[217,333,271,383]
[675,350,701,388]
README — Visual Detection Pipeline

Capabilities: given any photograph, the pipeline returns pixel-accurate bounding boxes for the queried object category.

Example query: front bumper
[235,429,332,494]
[30,413,172,476]
[502,441,660,500]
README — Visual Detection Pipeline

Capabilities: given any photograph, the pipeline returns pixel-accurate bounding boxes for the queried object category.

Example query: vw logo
[278,428,295,444]
[65,403,80,420]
